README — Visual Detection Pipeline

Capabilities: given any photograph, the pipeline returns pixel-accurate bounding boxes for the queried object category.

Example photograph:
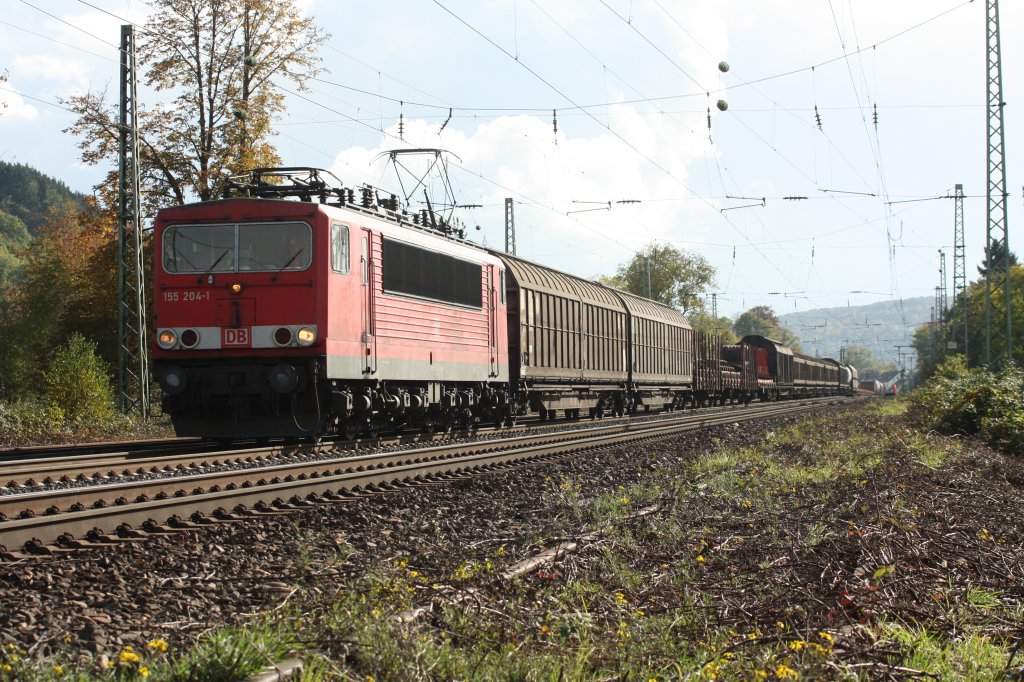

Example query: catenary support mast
[984,0,1011,365]
[953,184,967,361]
[117,24,149,417]
[504,198,516,255]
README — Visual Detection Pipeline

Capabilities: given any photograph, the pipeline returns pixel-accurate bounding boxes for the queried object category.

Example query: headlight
[180,328,200,348]
[274,327,293,347]
[157,329,177,349]
[296,326,316,346]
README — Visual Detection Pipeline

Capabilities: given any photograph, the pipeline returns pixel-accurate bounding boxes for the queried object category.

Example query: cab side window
[331,222,350,274]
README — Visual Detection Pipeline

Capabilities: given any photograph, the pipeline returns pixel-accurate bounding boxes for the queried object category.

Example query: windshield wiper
[279,248,303,271]
[197,249,229,283]
[271,248,304,281]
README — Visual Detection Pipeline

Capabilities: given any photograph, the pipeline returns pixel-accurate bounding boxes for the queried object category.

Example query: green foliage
[0,162,84,294]
[0,161,85,235]
[42,333,116,426]
[688,309,739,344]
[0,200,120,399]
[924,264,1024,372]
[0,398,68,444]
[598,242,716,314]
[843,343,898,376]
[908,355,1024,453]
[733,305,801,350]
[159,624,295,682]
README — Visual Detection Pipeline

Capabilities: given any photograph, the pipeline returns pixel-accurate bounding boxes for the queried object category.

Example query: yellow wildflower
[696,555,706,563]
[53,665,64,675]
[147,638,169,653]
[775,663,799,679]
[817,631,833,644]
[614,592,628,605]
[788,639,806,652]
[139,666,150,678]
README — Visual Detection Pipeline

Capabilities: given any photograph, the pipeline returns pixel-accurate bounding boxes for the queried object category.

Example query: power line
[0,18,117,62]
[17,0,119,48]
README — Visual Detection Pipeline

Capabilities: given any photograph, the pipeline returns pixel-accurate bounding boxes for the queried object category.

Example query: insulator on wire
[706,92,713,143]
[814,105,823,131]
[399,101,404,139]
[552,109,558,144]
[873,103,879,130]
[439,107,453,134]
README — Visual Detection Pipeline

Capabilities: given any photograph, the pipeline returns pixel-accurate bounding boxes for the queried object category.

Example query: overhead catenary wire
[5,0,973,320]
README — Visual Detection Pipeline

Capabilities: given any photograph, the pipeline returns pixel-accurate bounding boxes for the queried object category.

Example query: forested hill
[0,161,86,238]
[0,161,88,290]
[779,296,932,367]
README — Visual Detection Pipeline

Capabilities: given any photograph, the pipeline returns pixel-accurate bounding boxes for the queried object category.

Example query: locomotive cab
[152,199,327,438]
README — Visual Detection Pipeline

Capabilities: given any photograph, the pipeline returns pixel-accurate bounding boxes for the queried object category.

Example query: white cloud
[327,97,726,279]
[12,54,91,84]
[0,85,39,121]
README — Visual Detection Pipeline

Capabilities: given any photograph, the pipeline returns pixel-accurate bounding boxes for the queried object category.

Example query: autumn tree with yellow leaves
[65,0,329,211]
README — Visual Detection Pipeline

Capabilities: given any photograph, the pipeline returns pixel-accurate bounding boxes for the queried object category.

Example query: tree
[843,343,897,376]
[43,333,116,426]
[977,241,1018,278]
[688,310,738,344]
[927,263,1024,373]
[732,305,801,350]
[598,243,716,314]
[65,0,329,209]
[0,201,119,398]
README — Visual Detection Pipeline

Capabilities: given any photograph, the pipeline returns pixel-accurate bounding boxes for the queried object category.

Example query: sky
[0,0,1020,327]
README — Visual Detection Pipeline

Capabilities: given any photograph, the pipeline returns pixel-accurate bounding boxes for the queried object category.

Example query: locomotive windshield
[163,222,312,273]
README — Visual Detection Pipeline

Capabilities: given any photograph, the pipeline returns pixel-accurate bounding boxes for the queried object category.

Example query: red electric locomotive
[152,168,512,439]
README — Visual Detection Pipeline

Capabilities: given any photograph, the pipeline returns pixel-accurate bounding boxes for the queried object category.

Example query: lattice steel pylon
[984,0,1011,366]
[117,24,150,416]
[953,184,967,360]
[938,250,948,323]
[504,198,516,255]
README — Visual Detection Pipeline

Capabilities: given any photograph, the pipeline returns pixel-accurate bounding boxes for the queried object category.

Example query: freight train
[152,167,857,440]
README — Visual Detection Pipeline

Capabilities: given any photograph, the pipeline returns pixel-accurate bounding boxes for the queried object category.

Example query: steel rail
[0,398,847,554]
[0,399,794,486]
[0,437,207,463]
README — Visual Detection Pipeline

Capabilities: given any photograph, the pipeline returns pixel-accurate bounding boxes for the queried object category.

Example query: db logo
[222,327,251,347]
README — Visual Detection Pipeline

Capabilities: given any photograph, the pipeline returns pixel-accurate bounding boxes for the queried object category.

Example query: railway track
[0,397,848,558]
[0,401,774,490]
[0,436,208,463]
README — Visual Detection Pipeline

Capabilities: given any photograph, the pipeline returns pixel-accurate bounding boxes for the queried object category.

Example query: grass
[7,400,1023,680]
